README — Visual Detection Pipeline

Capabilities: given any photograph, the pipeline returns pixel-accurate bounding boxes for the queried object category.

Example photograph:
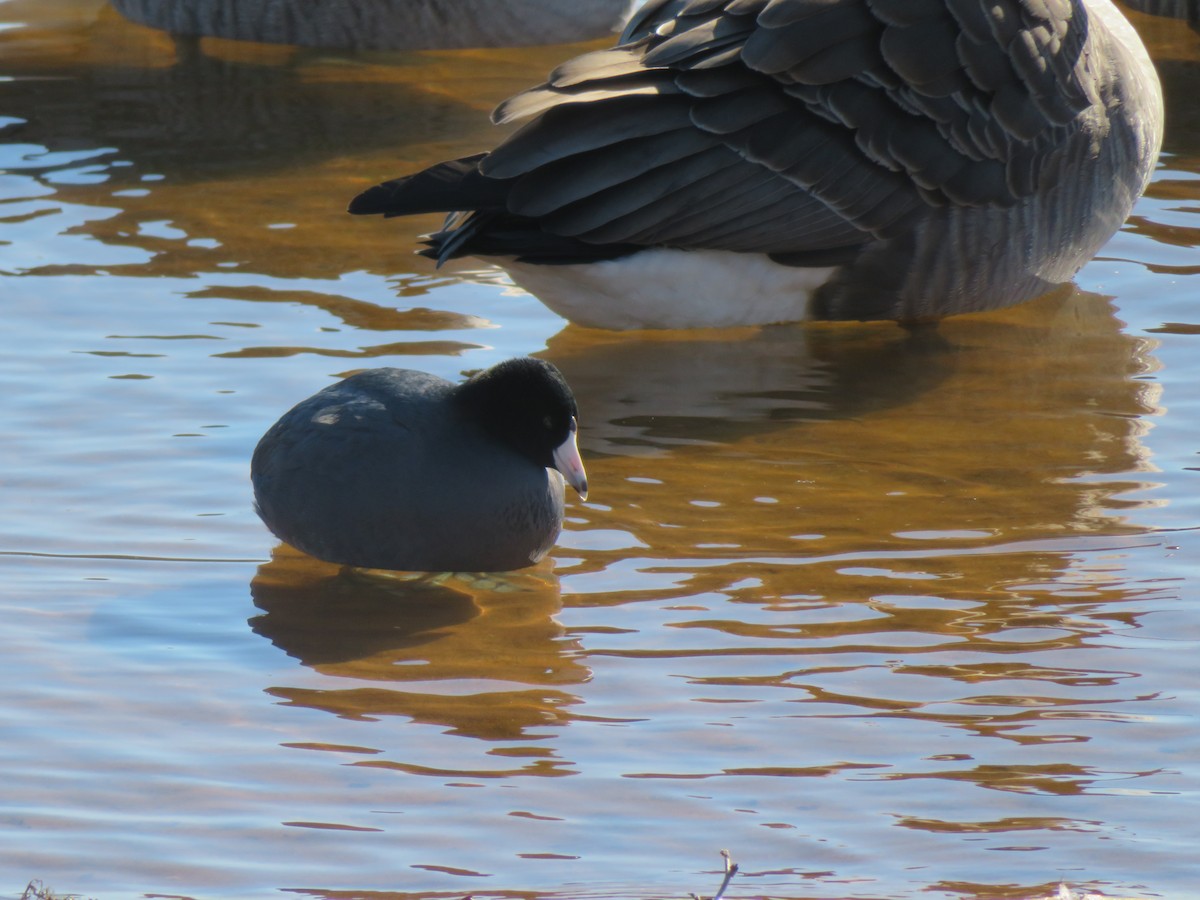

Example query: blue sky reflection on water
[1,3,1199,899]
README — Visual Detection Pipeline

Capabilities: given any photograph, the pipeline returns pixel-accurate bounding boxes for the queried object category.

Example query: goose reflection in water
[533,289,1160,586]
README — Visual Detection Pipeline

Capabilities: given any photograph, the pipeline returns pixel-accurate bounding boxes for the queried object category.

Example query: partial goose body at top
[350,0,1164,329]
[110,0,637,50]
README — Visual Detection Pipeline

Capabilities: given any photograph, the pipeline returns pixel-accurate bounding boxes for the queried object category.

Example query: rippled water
[2,3,1199,899]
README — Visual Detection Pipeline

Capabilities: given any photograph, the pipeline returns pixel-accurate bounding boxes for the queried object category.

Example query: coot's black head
[454,357,588,497]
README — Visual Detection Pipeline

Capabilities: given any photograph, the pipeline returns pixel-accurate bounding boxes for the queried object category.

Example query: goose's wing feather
[473,0,1091,254]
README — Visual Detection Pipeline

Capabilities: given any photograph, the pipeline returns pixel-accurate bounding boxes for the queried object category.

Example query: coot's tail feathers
[348,154,509,219]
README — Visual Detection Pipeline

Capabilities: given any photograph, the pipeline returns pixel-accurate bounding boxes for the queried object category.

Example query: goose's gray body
[252,366,578,572]
[351,0,1164,328]
[110,0,636,50]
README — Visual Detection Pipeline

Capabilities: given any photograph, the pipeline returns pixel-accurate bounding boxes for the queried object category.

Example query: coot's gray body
[252,359,587,572]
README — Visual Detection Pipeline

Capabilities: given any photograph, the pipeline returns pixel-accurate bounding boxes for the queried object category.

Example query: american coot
[251,358,588,572]
[349,0,1164,329]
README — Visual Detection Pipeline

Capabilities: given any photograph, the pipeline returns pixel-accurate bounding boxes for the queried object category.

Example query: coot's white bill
[552,417,588,500]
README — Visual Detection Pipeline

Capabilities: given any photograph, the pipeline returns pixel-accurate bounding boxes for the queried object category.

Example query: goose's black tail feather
[348,154,504,218]
[348,154,641,266]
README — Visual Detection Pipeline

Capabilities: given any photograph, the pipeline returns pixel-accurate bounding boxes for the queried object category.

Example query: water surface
[2,3,1199,899]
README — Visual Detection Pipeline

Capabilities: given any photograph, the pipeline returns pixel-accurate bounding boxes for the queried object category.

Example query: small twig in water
[690,849,740,900]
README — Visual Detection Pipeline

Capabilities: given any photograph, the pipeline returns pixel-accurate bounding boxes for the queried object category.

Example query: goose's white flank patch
[502,248,836,330]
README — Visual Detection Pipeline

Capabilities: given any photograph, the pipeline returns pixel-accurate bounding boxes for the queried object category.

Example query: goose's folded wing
[476,0,1090,254]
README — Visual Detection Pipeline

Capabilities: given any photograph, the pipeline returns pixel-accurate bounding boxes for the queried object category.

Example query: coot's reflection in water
[250,547,590,743]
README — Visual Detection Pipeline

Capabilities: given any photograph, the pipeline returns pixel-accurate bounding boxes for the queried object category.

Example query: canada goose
[251,358,588,572]
[350,0,1164,329]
